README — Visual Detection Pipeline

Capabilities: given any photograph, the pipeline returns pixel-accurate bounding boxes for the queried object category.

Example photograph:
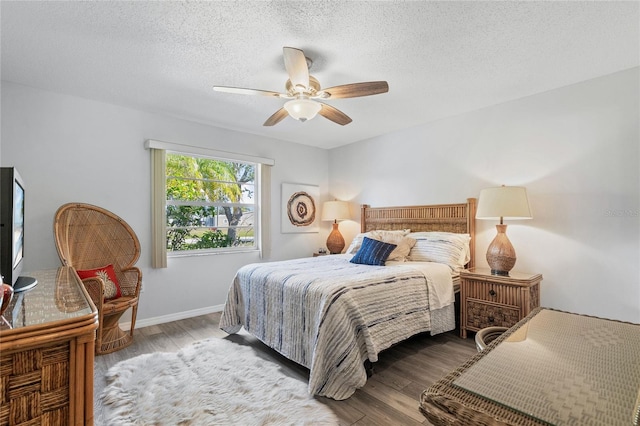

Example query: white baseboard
[120,304,225,330]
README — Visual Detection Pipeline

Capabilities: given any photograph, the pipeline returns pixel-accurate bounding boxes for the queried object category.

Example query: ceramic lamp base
[486,224,516,275]
[326,222,345,254]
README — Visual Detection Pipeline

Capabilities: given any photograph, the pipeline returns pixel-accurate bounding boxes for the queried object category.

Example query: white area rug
[101,338,338,425]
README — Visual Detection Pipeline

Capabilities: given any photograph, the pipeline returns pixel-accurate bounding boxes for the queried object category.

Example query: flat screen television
[1,167,37,292]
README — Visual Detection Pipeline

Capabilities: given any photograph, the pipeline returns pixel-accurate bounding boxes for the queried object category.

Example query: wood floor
[93,312,477,425]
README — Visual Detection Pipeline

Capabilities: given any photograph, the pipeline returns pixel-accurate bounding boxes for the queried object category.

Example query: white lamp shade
[284,99,321,121]
[321,201,350,222]
[476,186,532,220]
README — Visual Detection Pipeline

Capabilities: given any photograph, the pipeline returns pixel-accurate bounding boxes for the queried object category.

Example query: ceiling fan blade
[318,103,352,126]
[263,107,289,126]
[317,81,389,99]
[283,47,309,91]
[213,86,286,98]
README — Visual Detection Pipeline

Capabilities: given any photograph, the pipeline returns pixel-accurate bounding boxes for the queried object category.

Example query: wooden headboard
[360,198,477,269]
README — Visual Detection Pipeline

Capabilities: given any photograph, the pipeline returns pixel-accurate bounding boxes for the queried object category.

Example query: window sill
[168,248,259,258]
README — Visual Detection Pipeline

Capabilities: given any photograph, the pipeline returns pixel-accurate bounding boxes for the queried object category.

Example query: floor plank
[93,312,477,425]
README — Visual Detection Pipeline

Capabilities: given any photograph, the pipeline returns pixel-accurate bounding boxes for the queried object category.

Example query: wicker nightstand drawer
[462,279,524,304]
[465,299,520,330]
[460,268,542,338]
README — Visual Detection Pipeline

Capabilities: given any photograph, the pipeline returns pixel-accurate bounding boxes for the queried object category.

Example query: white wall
[330,68,640,323]
[3,68,639,326]
[1,82,330,324]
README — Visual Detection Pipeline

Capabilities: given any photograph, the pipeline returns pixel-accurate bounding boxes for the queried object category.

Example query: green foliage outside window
[166,153,256,252]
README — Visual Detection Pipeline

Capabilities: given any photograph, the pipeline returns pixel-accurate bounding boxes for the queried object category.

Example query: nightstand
[313,252,328,257]
[460,267,542,338]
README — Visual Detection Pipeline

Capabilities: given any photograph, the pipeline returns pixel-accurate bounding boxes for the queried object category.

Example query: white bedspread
[389,260,455,310]
[220,254,455,400]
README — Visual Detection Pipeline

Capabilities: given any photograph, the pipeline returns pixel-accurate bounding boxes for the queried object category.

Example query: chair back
[54,203,140,273]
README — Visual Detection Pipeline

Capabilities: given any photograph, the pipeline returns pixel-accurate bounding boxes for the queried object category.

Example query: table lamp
[476,186,532,276]
[321,201,350,254]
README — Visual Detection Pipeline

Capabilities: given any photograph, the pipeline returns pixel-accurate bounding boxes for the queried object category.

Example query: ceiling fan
[213,47,389,126]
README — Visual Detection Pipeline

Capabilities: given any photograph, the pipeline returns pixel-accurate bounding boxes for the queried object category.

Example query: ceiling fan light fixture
[284,98,321,122]
[213,47,388,126]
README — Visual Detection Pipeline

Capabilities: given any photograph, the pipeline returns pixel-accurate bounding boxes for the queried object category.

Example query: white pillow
[346,229,411,255]
[346,233,365,254]
[368,230,416,262]
[408,232,471,271]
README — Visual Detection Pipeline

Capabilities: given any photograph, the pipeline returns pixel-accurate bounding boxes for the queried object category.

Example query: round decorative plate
[287,191,316,227]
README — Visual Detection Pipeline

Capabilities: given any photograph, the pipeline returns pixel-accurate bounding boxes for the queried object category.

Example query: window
[146,140,274,268]
[166,152,257,253]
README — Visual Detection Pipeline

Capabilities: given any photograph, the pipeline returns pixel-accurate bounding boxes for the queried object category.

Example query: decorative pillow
[76,264,122,300]
[368,230,416,262]
[345,233,364,254]
[346,229,410,255]
[350,237,398,266]
[408,232,471,271]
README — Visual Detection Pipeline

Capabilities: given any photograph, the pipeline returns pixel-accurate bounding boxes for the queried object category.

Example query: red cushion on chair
[76,264,122,300]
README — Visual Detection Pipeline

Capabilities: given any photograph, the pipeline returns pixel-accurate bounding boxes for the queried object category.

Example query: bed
[220,199,477,400]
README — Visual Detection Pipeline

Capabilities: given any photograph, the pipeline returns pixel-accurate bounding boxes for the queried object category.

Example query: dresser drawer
[465,299,521,330]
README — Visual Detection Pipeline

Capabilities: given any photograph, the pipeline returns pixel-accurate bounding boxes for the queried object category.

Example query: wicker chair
[54,203,142,355]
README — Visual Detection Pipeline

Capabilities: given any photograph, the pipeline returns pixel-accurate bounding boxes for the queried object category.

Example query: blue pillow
[350,237,398,266]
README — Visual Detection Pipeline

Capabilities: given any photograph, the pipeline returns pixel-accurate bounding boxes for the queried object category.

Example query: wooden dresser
[0,267,98,426]
[460,267,542,338]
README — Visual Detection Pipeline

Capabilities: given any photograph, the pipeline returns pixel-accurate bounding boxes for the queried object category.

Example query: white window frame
[146,139,274,268]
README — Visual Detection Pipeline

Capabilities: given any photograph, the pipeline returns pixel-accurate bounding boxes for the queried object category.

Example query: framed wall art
[281,183,319,233]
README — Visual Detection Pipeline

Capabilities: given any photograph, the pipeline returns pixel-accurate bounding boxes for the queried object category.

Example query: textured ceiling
[1,1,638,149]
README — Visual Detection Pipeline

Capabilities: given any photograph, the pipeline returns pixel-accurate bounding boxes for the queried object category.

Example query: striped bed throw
[220,254,455,400]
